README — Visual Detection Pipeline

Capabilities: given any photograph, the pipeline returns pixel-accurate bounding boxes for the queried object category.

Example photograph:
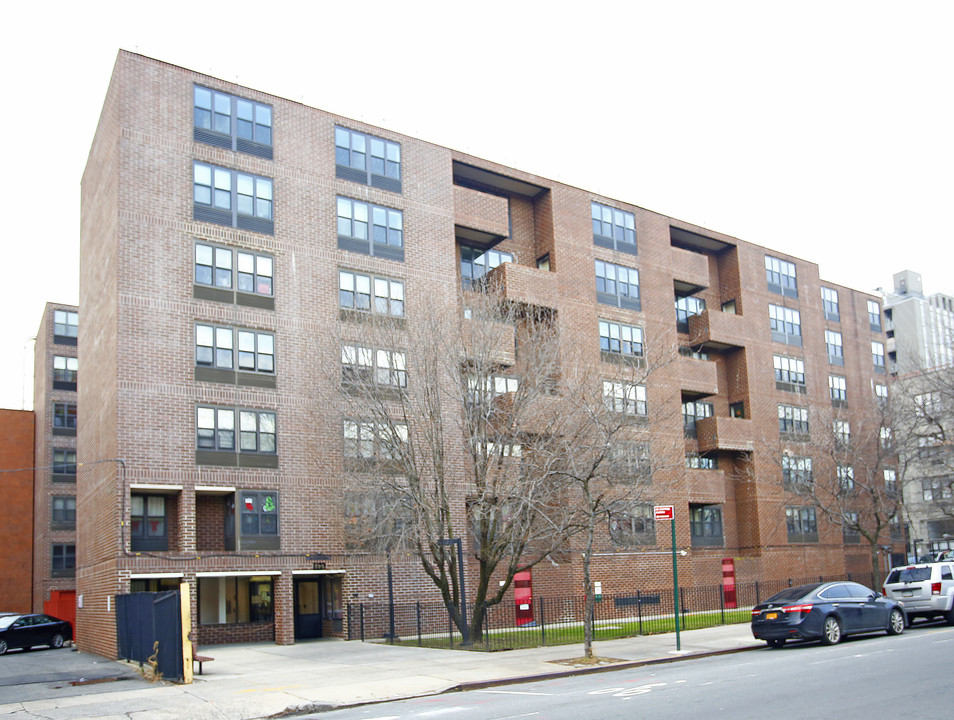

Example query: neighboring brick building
[0,409,34,613]
[77,50,897,657]
[32,303,79,626]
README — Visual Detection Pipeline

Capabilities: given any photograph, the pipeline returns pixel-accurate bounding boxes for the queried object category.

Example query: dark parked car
[751,581,905,648]
[0,613,73,655]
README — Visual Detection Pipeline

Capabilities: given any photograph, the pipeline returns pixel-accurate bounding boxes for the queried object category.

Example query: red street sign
[654,505,674,520]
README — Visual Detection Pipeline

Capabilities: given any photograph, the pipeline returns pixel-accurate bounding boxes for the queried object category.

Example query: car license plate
[902,591,913,597]
[765,612,778,620]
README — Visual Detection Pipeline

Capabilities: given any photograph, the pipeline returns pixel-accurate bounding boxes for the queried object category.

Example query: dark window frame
[130,493,168,551]
[193,162,274,235]
[765,255,798,298]
[193,84,273,158]
[595,259,640,311]
[690,504,724,547]
[337,196,404,261]
[335,126,402,193]
[591,201,637,254]
[51,543,75,577]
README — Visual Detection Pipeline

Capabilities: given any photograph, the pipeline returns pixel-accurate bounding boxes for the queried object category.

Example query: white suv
[882,562,954,624]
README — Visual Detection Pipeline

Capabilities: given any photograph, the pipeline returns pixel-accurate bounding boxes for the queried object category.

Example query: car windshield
[0,615,20,630]
[765,584,819,603]
[887,567,932,583]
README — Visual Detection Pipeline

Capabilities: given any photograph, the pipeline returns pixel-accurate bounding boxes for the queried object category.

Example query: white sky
[2,1,952,410]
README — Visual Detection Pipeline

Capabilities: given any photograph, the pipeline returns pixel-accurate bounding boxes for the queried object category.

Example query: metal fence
[346,572,877,651]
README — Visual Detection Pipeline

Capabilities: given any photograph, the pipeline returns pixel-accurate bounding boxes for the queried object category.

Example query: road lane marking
[418,708,470,716]
[478,690,551,696]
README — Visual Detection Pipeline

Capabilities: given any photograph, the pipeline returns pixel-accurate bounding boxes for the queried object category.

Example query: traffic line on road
[478,690,552,696]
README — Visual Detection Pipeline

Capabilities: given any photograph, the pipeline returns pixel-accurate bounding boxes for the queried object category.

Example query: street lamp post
[440,538,468,645]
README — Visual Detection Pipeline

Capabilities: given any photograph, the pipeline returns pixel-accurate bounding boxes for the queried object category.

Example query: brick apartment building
[32,303,79,625]
[77,50,897,657]
[0,408,34,613]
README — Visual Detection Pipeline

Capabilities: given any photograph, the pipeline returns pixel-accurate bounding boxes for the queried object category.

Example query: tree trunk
[582,519,596,659]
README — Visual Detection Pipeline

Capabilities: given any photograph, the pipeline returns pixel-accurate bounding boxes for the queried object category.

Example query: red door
[514,570,533,626]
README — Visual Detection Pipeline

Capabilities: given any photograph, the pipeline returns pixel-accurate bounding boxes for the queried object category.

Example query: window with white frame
[825,330,844,366]
[194,85,273,158]
[883,468,898,495]
[769,305,801,345]
[194,243,274,299]
[53,310,78,340]
[595,260,640,310]
[337,197,404,261]
[675,296,705,332]
[867,300,882,331]
[914,391,940,418]
[783,455,813,489]
[335,126,401,193]
[599,320,644,360]
[460,246,512,288]
[821,287,840,321]
[195,324,275,374]
[837,465,855,493]
[774,355,806,391]
[591,201,637,254]
[875,383,888,405]
[603,381,647,416]
[829,375,847,404]
[834,419,851,447]
[765,255,798,298]
[872,341,886,372]
[193,162,273,234]
[53,356,78,385]
[778,404,809,437]
[338,270,405,317]
[341,345,407,389]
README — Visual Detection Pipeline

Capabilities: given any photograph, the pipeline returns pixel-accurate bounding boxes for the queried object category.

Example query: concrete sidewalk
[0,623,763,720]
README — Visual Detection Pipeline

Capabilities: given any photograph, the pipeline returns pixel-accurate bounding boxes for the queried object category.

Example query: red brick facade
[77,51,895,658]
[0,409,34,613]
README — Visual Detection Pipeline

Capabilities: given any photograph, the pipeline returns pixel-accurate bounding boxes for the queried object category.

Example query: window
[773,355,806,392]
[683,400,713,438]
[240,491,279,542]
[914,392,940,419]
[679,346,710,361]
[825,330,844,366]
[198,575,274,625]
[829,375,847,404]
[193,162,273,234]
[875,383,888,405]
[53,310,78,343]
[52,449,76,480]
[193,85,273,158]
[872,341,886,373]
[341,345,407,389]
[675,296,706,334]
[131,494,168,551]
[607,442,652,481]
[194,243,274,301]
[603,381,647,417]
[769,305,801,345]
[786,507,818,542]
[867,300,882,331]
[833,419,851,448]
[686,453,718,469]
[837,465,855,493]
[843,512,860,543]
[765,256,798,298]
[337,197,404,261]
[195,325,275,374]
[778,404,809,438]
[53,356,78,387]
[460,246,512,288]
[51,544,75,577]
[343,419,408,464]
[335,126,401,193]
[821,287,840,321]
[53,402,77,433]
[595,260,640,310]
[591,201,636,254]
[196,407,277,462]
[344,492,412,551]
[690,505,723,547]
[922,477,953,502]
[599,320,644,362]
[339,269,405,318]
[609,503,655,547]
[51,496,76,527]
[782,455,813,489]
[884,468,898,495]
[466,374,519,406]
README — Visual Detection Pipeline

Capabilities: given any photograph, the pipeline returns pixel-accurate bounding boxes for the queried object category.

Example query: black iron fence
[347,573,877,651]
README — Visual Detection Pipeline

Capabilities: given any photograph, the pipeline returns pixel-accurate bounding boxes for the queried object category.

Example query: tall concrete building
[77,51,897,658]
[32,303,79,625]
[882,270,954,373]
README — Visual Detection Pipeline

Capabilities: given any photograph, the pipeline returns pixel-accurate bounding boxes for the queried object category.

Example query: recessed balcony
[672,246,709,295]
[696,416,754,453]
[688,310,749,350]
[676,355,719,397]
[486,263,558,310]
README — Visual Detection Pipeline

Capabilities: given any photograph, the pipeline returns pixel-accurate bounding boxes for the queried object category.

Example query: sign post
[655,505,680,651]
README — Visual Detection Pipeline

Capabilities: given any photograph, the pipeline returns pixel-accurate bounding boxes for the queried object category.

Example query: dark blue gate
[115,590,184,682]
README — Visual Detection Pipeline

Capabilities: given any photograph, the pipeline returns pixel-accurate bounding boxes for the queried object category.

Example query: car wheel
[821,615,842,645]
[0,640,6,655]
[767,638,786,649]
[887,608,905,635]
[51,634,65,649]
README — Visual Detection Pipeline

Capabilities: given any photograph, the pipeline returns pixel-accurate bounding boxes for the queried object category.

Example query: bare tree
[773,399,901,586]
[334,287,575,642]
[533,344,681,659]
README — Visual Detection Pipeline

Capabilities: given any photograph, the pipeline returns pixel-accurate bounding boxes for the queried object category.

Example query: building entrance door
[294,579,322,639]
